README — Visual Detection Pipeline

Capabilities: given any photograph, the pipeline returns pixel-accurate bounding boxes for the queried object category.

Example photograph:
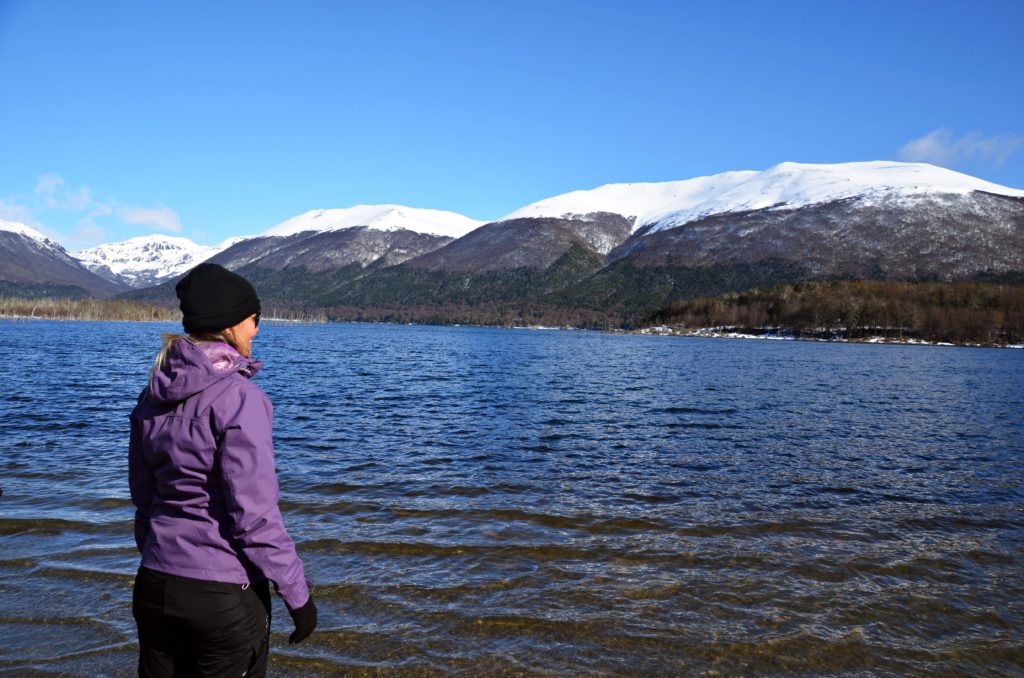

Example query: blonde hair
[149,331,240,389]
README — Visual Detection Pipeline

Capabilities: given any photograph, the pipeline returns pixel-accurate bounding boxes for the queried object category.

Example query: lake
[0,320,1022,676]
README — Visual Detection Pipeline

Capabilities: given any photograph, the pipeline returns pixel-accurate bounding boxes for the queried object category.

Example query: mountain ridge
[5,161,1023,321]
[0,219,127,297]
[261,205,484,239]
[74,234,236,287]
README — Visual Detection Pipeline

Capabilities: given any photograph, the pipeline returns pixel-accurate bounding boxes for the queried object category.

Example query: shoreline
[625,325,1024,349]
[3,314,1021,349]
[0,313,324,325]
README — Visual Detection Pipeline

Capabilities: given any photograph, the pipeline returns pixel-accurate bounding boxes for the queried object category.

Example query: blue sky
[1,0,1022,248]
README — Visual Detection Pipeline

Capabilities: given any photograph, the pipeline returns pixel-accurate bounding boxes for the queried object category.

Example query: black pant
[132,566,271,678]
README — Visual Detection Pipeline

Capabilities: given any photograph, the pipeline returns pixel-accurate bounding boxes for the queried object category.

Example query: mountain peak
[73,234,227,287]
[260,204,484,239]
[758,160,1019,192]
[99,233,205,247]
[0,218,53,243]
[501,161,1024,234]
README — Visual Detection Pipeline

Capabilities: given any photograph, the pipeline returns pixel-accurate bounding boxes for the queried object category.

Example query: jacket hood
[149,339,263,403]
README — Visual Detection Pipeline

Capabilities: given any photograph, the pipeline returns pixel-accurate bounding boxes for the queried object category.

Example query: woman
[129,263,316,677]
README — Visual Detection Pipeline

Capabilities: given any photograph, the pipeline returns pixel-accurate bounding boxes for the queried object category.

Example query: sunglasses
[254,311,261,327]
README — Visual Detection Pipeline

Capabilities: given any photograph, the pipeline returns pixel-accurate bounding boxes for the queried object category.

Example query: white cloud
[23,172,184,236]
[115,205,182,232]
[71,217,107,245]
[0,197,36,224]
[34,172,64,195]
[67,186,109,213]
[34,172,65,207]
[31,172,110,214]
[897,129,1024,168]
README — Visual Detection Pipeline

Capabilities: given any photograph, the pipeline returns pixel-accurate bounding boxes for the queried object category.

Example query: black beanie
[175,263,261,334]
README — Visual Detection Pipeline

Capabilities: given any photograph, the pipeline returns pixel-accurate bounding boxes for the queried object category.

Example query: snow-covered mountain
[463,161,1024,284]
[203,205,484,274]
[260,205,484,239]
[119,204,488,305]
[645,161,1024,235]
[0,219,125,297]
[563,161,1024,288]
[0,219,64,251]
[1,219,46,241]
[501,161,1024,234]
[10,162,1024,312]
[68,205,484,288]
[74,234,238,288]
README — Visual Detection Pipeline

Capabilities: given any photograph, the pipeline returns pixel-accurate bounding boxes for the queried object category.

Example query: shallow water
[0,320,1022,676]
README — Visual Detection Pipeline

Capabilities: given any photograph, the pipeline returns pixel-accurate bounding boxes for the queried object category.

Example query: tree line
[0,296,181,321]
[0,297,327,324]
[644,281,1024,345]
[321,303,622,329]
[7,280,1023,345]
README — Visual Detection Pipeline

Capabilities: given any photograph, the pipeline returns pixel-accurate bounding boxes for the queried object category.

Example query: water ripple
[0,321,1022,675]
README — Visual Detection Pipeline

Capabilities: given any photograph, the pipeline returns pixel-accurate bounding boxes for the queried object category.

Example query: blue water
[1,320,1022,676]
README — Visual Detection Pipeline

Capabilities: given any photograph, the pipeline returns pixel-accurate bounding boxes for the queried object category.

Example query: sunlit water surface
[0,320,1022,676]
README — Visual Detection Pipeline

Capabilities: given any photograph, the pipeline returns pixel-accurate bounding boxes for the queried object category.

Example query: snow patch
[73,234,235,281]
[500,161,1024,234]
[0,218,67,256]
[260,205,485,239]
[0,218,51,241]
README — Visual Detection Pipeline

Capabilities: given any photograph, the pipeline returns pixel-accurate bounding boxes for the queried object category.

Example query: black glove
[288,595,318,644]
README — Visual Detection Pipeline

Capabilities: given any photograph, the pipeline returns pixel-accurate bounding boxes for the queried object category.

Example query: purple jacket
[128,338,309,610]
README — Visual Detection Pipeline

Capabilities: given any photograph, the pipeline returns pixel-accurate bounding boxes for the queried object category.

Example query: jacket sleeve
[215,382,310,610]
[127,403,154,554]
